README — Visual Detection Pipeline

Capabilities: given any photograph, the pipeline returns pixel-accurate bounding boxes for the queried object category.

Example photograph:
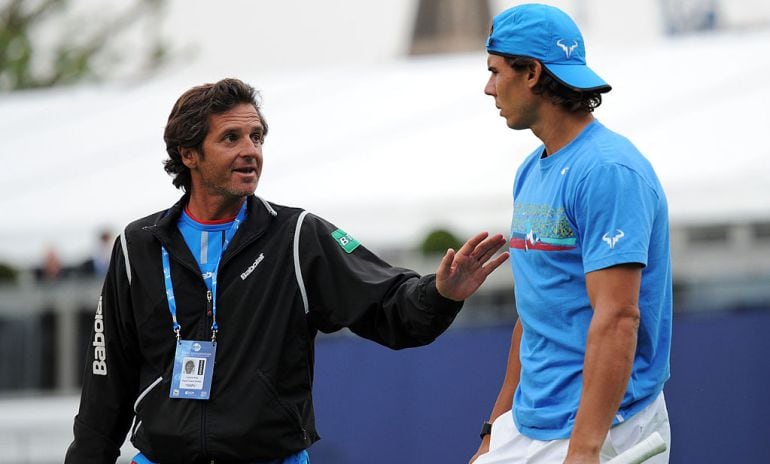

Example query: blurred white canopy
[1,7,769,265]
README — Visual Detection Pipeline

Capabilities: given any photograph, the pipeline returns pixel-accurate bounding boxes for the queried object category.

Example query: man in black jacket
[65,78,509,464]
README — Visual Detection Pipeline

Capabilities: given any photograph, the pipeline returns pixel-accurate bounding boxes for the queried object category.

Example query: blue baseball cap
[486,3,611,92]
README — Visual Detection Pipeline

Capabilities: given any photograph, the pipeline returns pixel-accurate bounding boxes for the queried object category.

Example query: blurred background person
[77,229,114,278]
[35,246,64,282]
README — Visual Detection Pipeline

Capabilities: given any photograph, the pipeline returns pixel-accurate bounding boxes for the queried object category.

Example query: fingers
[436,234,508,301]
[481,251,510,277]
[473,233,508,263]
[458,232,507,263]
[436,248,461,300]
[436,247,456,279]
[456,231,490,258]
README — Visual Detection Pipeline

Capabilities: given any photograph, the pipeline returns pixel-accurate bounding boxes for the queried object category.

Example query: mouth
[233,167,258,175]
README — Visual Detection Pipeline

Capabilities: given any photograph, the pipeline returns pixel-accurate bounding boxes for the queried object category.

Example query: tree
[0,261,18,282]
[0,0,168,91]
[420,228,462,256]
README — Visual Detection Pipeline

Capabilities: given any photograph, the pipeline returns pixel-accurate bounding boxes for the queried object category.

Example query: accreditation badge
[170,340,216,400]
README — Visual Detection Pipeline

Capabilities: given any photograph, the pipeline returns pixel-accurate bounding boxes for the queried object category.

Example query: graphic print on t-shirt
[509,203,576,252]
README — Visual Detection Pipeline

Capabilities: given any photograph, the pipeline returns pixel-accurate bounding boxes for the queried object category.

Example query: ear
[180,147,199,169]
[526,61,543,89]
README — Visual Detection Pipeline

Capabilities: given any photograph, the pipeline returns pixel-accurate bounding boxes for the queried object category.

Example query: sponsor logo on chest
[241,253,265,280]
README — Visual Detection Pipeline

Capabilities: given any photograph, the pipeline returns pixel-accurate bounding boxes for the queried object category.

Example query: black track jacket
[65,195,463,463]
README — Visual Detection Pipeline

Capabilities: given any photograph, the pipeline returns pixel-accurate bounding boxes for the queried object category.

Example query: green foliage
[420,228,462,256]
[0,262,18,282]
[0,0,168,91]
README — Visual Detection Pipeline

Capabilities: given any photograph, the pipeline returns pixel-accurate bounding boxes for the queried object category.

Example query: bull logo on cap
[556,39,579,59]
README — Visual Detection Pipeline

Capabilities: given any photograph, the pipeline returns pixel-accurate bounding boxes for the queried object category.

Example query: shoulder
[257,199,313,232]
[294,210,336,235]
[123,209,167,240]
[262,200,303,219]
[583,122,649,167]
[254,199,341,242]
[573,122,661,189]
[280,208,355,249]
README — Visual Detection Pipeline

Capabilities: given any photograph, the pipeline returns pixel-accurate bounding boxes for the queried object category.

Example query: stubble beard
[217,181,257,201]
[201,174,258,204]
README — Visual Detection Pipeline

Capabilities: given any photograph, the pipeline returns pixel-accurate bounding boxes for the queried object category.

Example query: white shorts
[474,393,670,464]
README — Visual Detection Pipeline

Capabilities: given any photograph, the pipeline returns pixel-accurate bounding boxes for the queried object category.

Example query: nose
[484,75,496,97]
[240,137,262,158]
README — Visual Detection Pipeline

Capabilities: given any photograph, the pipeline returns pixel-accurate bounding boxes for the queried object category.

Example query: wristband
[479,421,492,439]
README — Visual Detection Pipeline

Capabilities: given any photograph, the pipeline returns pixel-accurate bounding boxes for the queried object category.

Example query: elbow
[593,304,640,336]
[617,304,641,329]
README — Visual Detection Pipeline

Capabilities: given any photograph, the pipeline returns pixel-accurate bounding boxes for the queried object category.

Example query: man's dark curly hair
[504,56,606,113]
[163,78,268,191]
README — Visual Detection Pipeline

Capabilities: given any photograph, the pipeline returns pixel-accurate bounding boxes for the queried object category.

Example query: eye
[223,133,237,143]
[251,132,264,145]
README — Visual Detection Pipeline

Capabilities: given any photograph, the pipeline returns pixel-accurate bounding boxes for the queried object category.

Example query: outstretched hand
[435,232,509,301]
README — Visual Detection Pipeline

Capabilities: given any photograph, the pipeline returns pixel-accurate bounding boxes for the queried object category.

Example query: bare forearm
[568,309,638,457]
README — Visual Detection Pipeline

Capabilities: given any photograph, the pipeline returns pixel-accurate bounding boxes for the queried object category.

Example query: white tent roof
[1,27,769,265]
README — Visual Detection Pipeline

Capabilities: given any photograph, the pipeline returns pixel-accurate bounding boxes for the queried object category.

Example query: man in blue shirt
[470,4,672,464]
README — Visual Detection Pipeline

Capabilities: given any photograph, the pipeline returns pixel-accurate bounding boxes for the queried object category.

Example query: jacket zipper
[149,239,212,457]
[201,400,208,458]
[201,290,213,458]
[206,290,213,323]
[147,210,274,457]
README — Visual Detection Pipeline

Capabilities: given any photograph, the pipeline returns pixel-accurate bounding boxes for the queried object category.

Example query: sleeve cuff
[420,275,464,316]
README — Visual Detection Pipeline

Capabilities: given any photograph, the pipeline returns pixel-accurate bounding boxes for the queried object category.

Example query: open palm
[435,232,509,301]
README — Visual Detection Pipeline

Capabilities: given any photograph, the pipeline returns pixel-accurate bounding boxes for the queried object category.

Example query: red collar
[184,206,237,225]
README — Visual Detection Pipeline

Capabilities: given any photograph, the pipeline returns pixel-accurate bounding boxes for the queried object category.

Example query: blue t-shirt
[509,120,672,440]
[178,210,234,290]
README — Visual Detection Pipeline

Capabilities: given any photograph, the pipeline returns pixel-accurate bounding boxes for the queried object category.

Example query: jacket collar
[146,194,276,270]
